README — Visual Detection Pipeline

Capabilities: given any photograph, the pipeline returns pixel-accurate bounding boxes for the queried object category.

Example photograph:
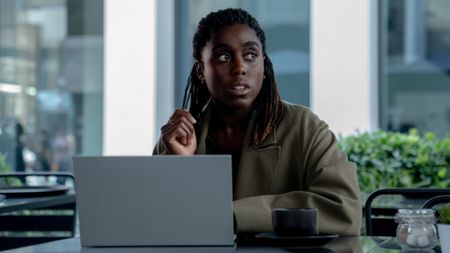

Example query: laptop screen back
[74,155,234,246]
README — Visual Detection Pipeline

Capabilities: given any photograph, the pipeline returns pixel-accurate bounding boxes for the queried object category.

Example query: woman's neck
[210,104,252,131]
[207,103,251,154]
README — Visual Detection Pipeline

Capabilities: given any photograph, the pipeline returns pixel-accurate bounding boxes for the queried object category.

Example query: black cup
[272,208,318,236]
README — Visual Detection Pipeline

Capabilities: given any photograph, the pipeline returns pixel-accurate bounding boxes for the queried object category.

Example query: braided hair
[182,8,283,145]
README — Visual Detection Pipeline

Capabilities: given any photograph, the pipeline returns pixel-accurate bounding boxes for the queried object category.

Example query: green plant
[338,129,450,194]
[0,153,21,187]
[438,204,450,224]
[0,153,11,173]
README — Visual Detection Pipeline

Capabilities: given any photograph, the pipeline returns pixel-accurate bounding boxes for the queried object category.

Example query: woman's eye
[244,53,257,61]
[217,54,230,62]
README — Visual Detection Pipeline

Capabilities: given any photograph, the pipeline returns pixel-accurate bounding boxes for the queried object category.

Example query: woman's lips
[228,83,250,96]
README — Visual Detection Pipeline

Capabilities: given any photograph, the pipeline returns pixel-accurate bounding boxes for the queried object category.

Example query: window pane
[176,0,310,107]
[0,0,103,172]
[380,0,450,136]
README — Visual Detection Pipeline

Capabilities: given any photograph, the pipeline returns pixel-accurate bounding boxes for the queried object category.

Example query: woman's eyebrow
[242,41,261,49]
[212,43,229,51]
[211,41,261,51]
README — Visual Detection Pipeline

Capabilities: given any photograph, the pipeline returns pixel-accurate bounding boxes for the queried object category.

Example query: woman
[154,8,361,235]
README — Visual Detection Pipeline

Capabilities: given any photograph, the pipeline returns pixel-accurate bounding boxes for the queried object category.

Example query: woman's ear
[196,62,205,83]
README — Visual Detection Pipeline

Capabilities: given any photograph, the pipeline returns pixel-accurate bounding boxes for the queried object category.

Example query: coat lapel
[234,110,280,199]
[195,102,281,199]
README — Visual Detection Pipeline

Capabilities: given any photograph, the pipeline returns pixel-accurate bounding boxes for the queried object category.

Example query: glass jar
[395,209,438,249]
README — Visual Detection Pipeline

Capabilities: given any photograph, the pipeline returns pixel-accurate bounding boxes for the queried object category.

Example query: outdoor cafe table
[0,194,76,214]
[1,236,443,253]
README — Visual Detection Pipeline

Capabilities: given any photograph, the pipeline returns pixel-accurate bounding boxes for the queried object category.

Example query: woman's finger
[172,110,197,124]
[165,123,189,141]
[170,117,195,134]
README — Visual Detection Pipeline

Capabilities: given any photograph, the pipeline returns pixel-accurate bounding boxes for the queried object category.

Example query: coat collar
[195,101,278,154]
[195,101,281,198]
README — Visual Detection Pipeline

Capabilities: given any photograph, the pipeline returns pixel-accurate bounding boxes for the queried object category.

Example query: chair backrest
[364,188,450,236]
[422,195,450,209]
[0,172,76,251]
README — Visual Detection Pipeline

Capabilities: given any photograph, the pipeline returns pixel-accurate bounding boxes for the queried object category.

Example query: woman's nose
[231,58,246,76]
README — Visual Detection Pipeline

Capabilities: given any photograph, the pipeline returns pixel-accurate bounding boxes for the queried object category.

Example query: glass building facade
[380,0,450,136]
[0,0,103,172]
[0,0,449,172]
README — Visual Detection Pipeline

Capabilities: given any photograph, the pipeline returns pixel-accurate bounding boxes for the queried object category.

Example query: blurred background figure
[34,130,52,171]
[52,130,76,171]
[14,122,26,172]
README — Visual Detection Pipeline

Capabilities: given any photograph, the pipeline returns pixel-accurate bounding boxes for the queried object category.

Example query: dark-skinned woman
[153,8,361,236]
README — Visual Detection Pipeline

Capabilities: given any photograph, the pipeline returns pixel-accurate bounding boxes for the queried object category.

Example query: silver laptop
[73,155,234,247]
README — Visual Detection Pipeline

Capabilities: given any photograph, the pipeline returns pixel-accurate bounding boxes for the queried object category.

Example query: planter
[438,224,450,253]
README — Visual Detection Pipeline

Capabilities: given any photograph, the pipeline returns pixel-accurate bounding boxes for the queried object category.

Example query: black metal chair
[364,188,450,236]
[422,195,450,209]
[0,172,76,251]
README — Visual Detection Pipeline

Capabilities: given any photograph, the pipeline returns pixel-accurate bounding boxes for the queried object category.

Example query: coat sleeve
[233,123,361,236]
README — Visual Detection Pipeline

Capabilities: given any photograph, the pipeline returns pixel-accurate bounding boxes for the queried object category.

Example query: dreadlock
[182,8,283,145]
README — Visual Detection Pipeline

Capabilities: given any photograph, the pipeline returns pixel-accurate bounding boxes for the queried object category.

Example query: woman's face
[200,24,264,111]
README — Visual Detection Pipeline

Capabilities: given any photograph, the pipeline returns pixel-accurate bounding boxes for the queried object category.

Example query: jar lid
[396,209,435,219]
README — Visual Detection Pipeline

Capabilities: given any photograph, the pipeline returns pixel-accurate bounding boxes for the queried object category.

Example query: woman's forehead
[208,24,262,48]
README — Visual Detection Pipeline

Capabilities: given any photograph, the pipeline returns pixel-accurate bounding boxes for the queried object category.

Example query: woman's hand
[160,109,197,155]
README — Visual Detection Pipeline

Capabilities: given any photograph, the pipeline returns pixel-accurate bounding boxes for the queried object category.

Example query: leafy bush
[338,129,450,194]
[438,204,450,224]
[0,153,11,173]
[0,153,20,186]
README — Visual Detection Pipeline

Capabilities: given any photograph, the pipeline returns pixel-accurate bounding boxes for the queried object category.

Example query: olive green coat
[153,101,361,235]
